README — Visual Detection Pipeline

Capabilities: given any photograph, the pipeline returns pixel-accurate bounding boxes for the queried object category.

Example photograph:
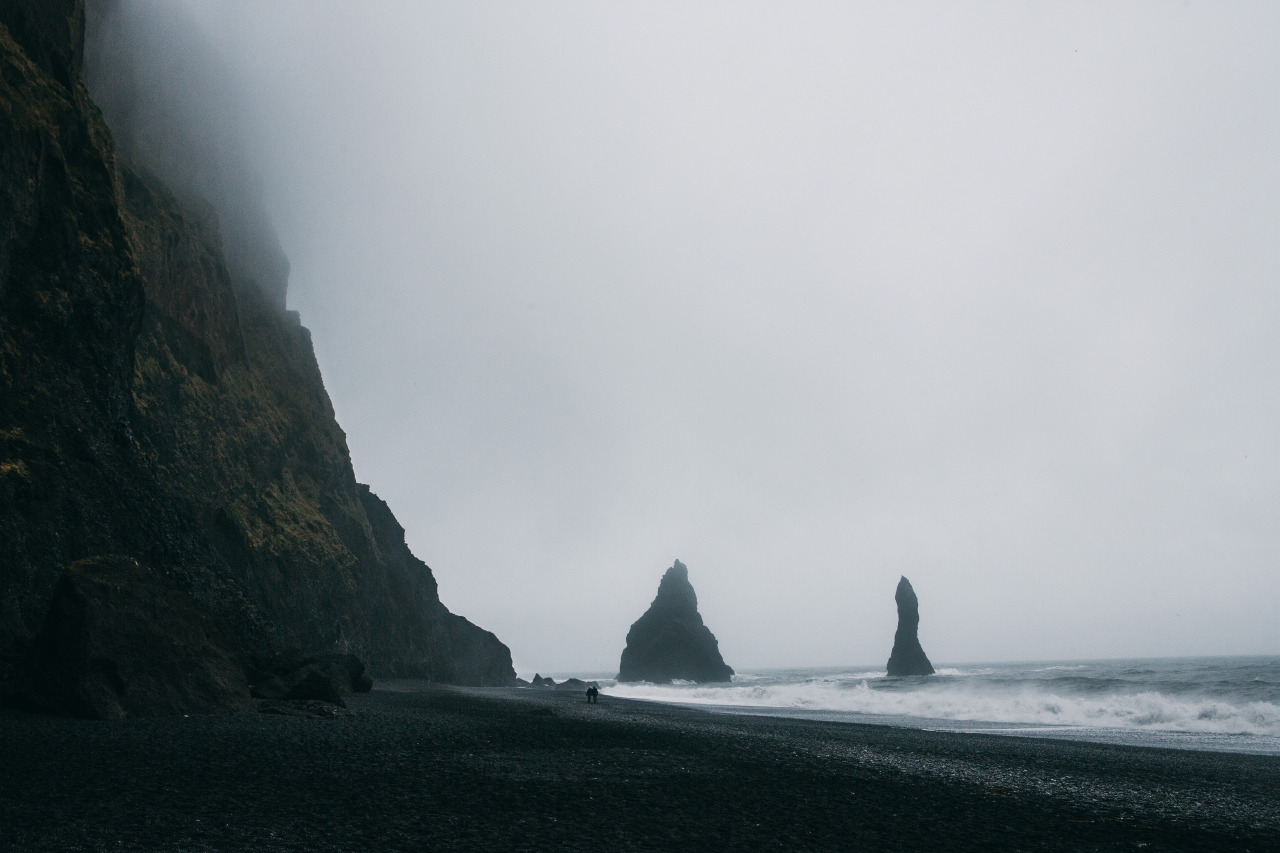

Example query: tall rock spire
[617,560,734,684]
[886,576,935,676]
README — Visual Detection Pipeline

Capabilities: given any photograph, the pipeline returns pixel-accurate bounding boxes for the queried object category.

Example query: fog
[120,1,1280,672]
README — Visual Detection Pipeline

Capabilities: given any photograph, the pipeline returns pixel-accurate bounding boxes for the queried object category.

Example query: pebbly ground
[1,684,1277,852]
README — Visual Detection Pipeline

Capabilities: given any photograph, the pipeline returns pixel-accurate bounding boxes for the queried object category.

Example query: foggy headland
[2,2,1279,851]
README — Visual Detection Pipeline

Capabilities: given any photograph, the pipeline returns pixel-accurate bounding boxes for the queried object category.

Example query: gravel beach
[2,684,1277,852]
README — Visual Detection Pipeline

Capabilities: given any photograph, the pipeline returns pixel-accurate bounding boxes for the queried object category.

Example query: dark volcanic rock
[280,668,345,705]
[257,698,354,718]
[617,560,733,684]
[886,576,934,676]
[0,0,514,697]
[554,677,599,692]
[0,654,18,704]
[22,556,252,718]
[531,674,556,688]
[247,650,373,705]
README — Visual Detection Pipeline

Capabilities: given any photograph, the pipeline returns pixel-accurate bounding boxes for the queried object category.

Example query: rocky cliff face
[0,0,514,701]
[886,576,934,676]
[617,560,733,684]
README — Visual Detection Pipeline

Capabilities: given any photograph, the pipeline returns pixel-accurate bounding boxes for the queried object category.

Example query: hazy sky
[166,1,1278,673]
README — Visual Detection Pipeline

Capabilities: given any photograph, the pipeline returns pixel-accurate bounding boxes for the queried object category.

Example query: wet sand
[2,684,1277,852]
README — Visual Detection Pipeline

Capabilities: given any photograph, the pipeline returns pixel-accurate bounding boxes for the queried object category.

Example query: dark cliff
[617,560,733,684]
[886,576,934,676]
[0,0,514,698]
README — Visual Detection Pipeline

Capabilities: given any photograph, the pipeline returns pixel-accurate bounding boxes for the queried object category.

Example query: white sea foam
[605,676,1280,738]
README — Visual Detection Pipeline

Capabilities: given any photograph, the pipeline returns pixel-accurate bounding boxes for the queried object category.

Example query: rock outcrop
[886,576,934,676]
[247,649,374,707]
[554,677,599,692]
[21,556,253,719]
[617,560,733,684]
[0,0,514,709]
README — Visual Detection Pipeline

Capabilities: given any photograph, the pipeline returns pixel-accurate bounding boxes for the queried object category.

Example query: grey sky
[168,1,1278,672]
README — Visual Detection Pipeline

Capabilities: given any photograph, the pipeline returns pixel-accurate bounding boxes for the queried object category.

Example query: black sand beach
[2,685,1277,852]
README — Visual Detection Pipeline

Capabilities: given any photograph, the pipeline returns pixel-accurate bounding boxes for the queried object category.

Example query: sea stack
[886,576,935,676]
[617,560,734,684]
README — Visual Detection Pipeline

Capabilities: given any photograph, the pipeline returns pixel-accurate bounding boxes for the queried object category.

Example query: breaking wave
[602,658,1280,741]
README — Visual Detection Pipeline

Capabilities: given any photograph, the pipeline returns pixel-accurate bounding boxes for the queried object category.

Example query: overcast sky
[169,1,1279,673]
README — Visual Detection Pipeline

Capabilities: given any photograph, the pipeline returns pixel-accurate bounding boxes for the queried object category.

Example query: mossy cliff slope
[0,0,514,689]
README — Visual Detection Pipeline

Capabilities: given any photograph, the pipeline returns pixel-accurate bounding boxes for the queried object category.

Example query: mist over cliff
[83,0,289,308]
[0,0,514,702]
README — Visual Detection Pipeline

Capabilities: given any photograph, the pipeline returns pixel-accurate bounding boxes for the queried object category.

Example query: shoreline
[3,684,1278,851]
[592,655,1280,758]
[624,701,1280,757]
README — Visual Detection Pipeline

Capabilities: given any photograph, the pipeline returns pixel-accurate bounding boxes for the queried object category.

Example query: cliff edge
[0,0,514,707]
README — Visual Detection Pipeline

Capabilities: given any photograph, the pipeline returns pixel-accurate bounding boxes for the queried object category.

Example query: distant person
[586,686,598,704]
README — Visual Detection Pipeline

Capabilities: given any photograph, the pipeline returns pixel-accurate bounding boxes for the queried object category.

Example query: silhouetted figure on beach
[586,686,598,704]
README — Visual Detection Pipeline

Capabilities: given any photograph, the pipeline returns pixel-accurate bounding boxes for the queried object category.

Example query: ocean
[559,656,1280,756]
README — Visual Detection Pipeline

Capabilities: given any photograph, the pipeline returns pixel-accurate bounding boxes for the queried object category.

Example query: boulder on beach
[21,556,253,719]
[617,560,733,684]
[531,674,557,688]
[554,678,600,692]
[257,699,355,718]
[12,557,380,718]
[886,576,935,676]
[246,649,374,707]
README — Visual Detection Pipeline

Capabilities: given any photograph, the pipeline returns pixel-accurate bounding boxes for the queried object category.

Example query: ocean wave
[809,670,886,682]
[604,678,1280,737]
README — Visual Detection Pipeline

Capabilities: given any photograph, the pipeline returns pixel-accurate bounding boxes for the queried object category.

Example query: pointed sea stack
[617,561,734,684]
[886,576,935,676]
